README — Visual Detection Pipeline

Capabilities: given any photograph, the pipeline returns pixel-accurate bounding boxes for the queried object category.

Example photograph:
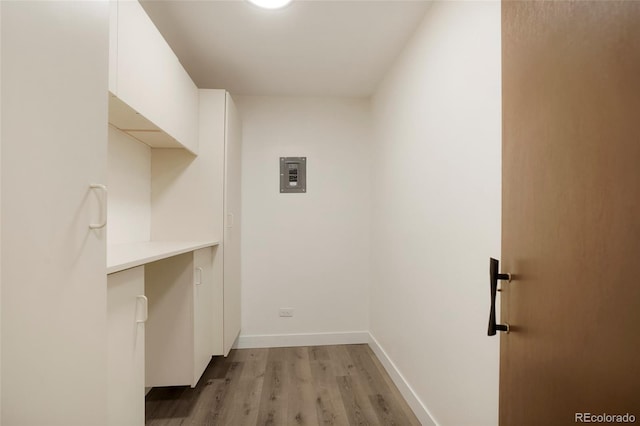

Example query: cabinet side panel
[211,245,224,356]
[202,90,226,356]
[1,2,109,425]
[223,93,242,355]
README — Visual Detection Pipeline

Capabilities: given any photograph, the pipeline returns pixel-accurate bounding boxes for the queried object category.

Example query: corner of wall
[367,333,438,426]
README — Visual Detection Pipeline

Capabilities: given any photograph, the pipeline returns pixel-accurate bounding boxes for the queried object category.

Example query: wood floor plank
[216,348,268,425]
[346,345,418,426]
[368,348,422,426]
[309,347,350,425]
[145,386,189,424]
[230,347,268,363]
[194,361,243,426]
[210,357,234,379]
[146,344,420,426]
[364,345,400,392]
[145,356,228,425]
[285,347,319,426]
[348,344,419,425]
[331,345,382,425]
[255,348,289,425]
[336,375,379,426]
[368,393,411,426]
[309,346,330,362]
[326,344,357,378]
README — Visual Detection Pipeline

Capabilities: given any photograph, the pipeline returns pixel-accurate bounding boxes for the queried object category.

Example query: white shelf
[107,240,219,274]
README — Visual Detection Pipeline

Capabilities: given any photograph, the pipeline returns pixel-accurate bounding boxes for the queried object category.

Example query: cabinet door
[145,253,194,387]
[1,2,109,425]
[115,0,199,153]
[107,268,145,426]
[193,247,214,385]
[109,0,118,93]
[223,93,242,355]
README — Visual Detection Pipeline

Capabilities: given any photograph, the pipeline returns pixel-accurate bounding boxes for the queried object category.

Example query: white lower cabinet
[107,267,146,426]
[145,247,216,388]
[193,246,217,384]
[107,247,217,425]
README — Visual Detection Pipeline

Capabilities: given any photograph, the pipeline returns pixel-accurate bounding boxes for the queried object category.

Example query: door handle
[135,295,148,324]
[195,267,203,286]
[489,258,510,336]
[89,184,108,230]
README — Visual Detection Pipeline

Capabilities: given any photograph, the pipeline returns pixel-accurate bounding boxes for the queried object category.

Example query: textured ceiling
[141,0,431,96]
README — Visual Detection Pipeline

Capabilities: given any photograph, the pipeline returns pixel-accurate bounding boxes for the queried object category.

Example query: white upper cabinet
[109,0,199,154]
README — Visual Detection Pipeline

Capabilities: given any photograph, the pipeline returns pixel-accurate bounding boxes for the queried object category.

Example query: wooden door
[500,2,640,425]
[1,2,109,424]
[223,93,242,356]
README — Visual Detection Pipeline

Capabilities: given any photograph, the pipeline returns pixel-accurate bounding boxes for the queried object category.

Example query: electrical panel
[280,157,306,193]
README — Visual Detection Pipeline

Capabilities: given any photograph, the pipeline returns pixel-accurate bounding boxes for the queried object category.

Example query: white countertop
[107,240,220,274]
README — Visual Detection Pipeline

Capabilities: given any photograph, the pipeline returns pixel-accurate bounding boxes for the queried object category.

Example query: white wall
[107,126,151,245]
[236,96,371,345]
[370,2,501,426]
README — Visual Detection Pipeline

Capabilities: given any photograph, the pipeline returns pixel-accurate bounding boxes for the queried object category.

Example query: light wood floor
[145,344,421,426]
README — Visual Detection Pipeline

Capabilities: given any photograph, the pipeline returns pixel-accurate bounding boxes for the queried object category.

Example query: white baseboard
[235,330,369,349]
[368,333,439,426]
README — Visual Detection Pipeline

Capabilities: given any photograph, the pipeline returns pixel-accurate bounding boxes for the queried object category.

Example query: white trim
[235,331,369,349]
[367,332,439,426]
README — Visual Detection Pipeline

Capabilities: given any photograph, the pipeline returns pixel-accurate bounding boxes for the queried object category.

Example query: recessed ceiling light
[247,0,292,10]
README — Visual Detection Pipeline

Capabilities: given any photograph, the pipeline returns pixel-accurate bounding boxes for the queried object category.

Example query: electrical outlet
[279,308,294,317]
